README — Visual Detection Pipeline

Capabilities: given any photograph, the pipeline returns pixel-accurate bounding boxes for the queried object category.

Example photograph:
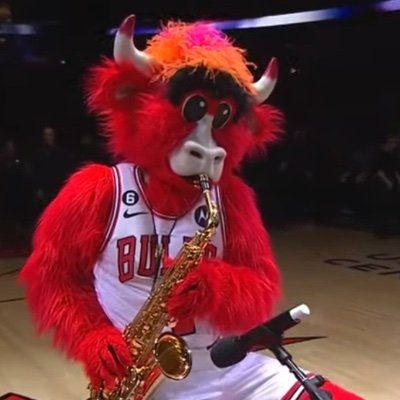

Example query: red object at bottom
[0,394,37,400]
[282,379,365,400]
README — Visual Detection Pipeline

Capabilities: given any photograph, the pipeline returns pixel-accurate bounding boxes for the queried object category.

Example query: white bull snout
[176,140,226,179]
[169,115,227,182]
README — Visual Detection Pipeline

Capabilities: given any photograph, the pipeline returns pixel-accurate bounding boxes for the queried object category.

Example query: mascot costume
[20,15,363,400]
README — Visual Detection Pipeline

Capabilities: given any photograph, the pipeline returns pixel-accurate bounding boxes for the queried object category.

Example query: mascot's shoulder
[57,163,115,204]
[68,163,114,184]
[219,174,258,208]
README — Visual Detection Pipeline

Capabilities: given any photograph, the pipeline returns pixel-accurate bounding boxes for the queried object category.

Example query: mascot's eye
[182,94,207,123]
[212,102,232,129]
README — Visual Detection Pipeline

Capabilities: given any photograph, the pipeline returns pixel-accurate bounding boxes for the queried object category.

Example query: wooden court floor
[0,225,399,400]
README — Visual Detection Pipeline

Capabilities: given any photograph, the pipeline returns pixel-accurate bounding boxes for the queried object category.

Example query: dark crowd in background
[0,126,110,250]
[1,1,400,251]
[1,123,399,252]
[246,130,400,236]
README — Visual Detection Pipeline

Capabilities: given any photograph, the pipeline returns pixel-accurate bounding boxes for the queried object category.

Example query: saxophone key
[167,317,177,329]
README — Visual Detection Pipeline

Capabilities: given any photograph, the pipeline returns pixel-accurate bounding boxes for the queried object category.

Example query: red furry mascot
[20,15,363,400]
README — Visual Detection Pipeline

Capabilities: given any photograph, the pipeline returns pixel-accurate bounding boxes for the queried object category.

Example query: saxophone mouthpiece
[198,174,211,192]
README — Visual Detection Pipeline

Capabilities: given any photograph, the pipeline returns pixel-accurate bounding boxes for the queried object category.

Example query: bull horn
[252,57,278,104]
[113,15,156,77]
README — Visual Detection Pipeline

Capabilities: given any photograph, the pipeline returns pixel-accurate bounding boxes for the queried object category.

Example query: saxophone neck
[198,174,219,230]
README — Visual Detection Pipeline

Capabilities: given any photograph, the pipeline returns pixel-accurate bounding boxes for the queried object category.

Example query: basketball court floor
[0,224,399,400]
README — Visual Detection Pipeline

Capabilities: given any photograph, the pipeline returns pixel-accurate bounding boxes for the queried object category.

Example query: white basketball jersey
[94,163,226,349]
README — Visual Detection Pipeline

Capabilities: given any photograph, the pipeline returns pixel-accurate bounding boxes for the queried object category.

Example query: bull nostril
[189,150,203,159]
[214,156,223,162]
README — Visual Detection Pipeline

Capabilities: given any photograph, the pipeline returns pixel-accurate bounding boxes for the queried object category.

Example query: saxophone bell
[153,332,192,380]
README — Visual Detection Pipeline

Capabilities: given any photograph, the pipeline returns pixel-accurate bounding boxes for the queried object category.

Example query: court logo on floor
[324,253,400,279]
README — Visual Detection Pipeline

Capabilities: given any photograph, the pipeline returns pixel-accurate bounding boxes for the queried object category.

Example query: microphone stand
[261,328,332,400]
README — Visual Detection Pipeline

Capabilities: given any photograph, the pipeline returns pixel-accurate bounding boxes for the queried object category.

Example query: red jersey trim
[133,165,208,222]
[134,166,177,220]
[99,166,121,253]
[281,374,315,400]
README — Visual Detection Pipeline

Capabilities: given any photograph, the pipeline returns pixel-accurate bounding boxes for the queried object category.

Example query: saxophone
[88,174,219,400]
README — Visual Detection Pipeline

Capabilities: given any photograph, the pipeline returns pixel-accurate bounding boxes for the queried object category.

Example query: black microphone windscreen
[210,337,247,368]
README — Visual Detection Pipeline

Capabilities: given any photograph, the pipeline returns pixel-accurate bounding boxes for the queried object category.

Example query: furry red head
[86,15,283,193]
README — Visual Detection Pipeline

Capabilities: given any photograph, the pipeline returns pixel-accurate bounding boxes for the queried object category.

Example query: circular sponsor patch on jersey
[122,190,139,206]
[194,205,209,228]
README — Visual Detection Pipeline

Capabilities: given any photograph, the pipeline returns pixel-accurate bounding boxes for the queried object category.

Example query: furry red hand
[77,326,133,390]
[167,257,279,335]
[166,259,219,323]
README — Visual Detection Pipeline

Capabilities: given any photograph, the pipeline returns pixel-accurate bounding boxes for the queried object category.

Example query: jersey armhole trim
[133,165,200,221]
[99,166,121,253]
[134,166,174,220]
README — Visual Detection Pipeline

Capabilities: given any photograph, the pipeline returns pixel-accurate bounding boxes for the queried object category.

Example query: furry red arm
[168,174,282,335]
[19,164,132,388]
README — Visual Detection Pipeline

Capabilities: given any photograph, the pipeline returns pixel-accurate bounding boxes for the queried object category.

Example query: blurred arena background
[1,2,400,399]
[1,0,400,253]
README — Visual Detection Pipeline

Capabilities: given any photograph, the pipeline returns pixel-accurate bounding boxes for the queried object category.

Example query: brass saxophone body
[88,174,219,400]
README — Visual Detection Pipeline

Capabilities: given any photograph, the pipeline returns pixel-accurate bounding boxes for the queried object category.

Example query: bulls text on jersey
[117,234,217,283]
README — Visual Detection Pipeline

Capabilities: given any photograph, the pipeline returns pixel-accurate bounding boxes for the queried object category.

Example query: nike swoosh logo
[123,211,148,218]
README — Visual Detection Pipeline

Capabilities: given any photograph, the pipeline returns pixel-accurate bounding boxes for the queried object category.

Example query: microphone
[210,304,310,368]
[210,304,332,400]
